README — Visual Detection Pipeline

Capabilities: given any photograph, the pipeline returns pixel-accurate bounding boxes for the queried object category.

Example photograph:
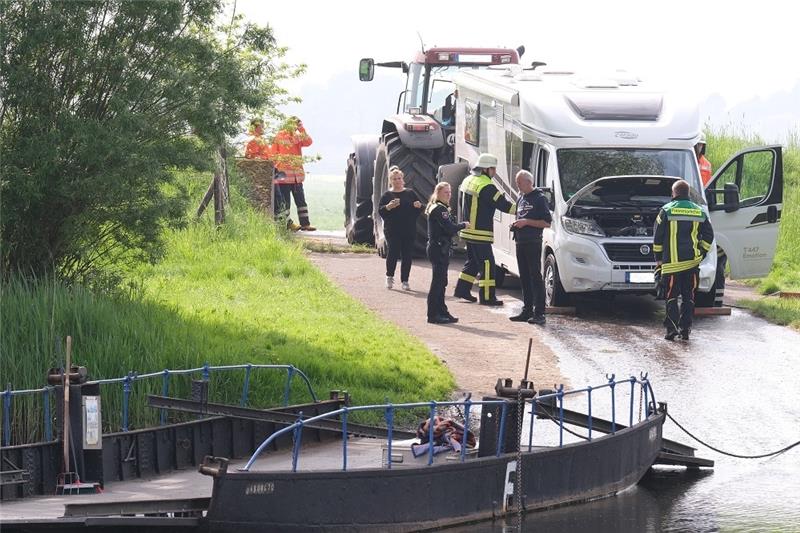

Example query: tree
[0,0,300,282]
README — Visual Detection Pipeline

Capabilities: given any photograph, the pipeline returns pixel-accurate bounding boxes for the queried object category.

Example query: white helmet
[473,153,499,169]
[697,132,707,145]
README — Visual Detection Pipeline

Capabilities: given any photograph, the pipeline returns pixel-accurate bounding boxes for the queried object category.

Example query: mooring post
[122,373,132,432]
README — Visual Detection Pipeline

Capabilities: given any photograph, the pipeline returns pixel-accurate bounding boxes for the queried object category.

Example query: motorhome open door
[705,146,783,279]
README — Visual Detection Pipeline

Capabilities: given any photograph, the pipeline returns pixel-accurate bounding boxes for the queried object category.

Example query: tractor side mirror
[359,58,374,82]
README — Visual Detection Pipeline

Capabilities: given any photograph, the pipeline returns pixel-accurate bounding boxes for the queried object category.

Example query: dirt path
[307,249,565,398]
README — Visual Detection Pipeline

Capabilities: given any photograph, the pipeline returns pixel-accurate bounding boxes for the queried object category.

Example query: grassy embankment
[1,169,453,444]
[707,128,800,328]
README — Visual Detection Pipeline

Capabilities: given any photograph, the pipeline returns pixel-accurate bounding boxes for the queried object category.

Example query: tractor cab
[360,47,521,131]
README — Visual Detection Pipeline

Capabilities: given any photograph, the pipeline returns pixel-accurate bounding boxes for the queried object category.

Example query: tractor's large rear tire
[344,154,374,246]
[372,132,438,257]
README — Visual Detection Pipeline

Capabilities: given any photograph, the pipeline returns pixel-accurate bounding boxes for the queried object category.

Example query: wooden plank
[654,451,714,468]
[694,306,732,316]
[779,291,800,299]
[545,306,577,315]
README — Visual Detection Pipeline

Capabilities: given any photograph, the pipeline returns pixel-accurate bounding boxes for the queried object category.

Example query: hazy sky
[238,0,799,106]
[234,0,799,172]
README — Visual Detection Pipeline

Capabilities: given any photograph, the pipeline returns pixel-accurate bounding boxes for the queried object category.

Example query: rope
[667,412,800,459]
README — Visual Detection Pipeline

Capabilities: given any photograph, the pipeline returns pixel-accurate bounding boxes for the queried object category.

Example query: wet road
[459,293,800,532]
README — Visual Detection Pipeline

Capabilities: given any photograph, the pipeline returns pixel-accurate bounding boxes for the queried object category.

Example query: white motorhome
[441,66,783,306]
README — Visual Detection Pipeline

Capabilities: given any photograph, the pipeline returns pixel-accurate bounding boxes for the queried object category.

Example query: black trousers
[516,240,545,317]
[427,244,450,319]
[664,268,699,334]
[276,183,310,226]
[454,241,497,303]
[386,231,415,281]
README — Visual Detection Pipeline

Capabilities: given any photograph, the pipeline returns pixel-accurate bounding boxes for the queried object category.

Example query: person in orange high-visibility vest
[696,133,713,187]
[244,118,271,160]
[271,116,315,231]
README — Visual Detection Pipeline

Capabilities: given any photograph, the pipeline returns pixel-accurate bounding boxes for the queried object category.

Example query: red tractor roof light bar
[416,47,520,66]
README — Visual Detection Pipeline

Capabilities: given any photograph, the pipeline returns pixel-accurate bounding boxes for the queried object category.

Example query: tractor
[344,46,523,255]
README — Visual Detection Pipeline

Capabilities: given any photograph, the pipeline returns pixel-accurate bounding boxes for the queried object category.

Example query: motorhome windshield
[557,149,699,201]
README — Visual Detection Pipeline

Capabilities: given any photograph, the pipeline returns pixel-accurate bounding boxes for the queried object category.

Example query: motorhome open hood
[566,175,681,210]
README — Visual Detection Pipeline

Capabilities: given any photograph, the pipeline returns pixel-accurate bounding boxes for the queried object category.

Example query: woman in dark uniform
[378,166,423,290]
[425,182,469,324]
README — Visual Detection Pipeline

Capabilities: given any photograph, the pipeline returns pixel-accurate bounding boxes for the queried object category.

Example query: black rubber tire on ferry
[372,131,439,257]
[344,154,374,246]
[544,253,570,307]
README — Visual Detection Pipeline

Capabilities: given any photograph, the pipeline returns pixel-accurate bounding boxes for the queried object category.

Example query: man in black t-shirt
[509,170,552,325]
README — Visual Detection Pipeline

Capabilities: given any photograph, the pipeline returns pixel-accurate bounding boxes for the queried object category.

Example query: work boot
[427,315,451,324]
[528,315,546,326]
[444,313,459,323]
[454,290,477,303]
[287,219,301,232]
[680,329,690,341]
[664,330,678,341]
[509,310,533,322]
[385,276,394,289]
[480,299,504,307]
[300,225,317,231]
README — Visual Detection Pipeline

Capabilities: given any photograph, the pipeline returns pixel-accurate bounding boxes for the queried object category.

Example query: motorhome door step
[694,306,731,316]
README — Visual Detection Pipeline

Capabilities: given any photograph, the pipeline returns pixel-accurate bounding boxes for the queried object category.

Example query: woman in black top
[378,166,423,290]
[425,182,468,324]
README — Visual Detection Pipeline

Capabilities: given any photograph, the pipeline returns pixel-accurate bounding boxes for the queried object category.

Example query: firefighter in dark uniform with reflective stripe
[453,153,516,306]
[653,179,714,341]
[425,182,468,324]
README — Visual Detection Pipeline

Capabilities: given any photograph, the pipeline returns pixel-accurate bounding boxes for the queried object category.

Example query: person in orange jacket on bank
[271,116,315,231]
[696,132,713,187]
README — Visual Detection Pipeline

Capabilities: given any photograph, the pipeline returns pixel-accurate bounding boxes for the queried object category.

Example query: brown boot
[300,225,317,231]
[287,219,301,232]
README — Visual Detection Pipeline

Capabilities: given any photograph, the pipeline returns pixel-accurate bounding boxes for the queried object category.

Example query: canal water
[454,295,800,533]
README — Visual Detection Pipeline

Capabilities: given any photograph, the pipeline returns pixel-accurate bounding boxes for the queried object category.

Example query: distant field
[296,174,345,231]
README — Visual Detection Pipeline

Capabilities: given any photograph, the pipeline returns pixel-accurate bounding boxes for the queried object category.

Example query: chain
[515,389,524,530]
[638,382,643,422]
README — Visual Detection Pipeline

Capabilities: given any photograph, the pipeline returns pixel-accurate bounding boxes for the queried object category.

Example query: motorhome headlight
[561,216,605,237]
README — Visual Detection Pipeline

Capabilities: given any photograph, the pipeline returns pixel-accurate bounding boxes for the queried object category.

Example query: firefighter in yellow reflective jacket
[453,153,516,305]
[653,180,714,341]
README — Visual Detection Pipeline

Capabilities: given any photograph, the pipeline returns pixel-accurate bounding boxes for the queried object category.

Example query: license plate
[627,272,655,284]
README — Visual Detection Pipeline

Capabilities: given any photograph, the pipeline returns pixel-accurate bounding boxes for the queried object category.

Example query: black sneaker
[509,311,533,322]
[680,329,690,341]
[528,315,546,325]
[427,315,451,324]
[664,331,678,341]
[480,299,504,307]
[445,316,459,324]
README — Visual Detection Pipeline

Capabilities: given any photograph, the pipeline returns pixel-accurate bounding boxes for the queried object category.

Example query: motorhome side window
[556,148,699,201]
[505,131,523,192]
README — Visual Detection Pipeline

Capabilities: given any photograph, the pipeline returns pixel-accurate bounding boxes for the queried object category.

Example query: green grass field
[1,169,453,444]
[291,173,345,231]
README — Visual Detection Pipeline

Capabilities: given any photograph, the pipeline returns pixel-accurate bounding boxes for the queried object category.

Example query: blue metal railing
[1,363,318,446]
[241,375,657,473]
